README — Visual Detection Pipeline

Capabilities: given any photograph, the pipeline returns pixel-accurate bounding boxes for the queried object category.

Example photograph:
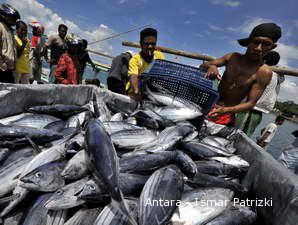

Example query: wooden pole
[122,41,215,61]
[122,41,298,77]
[87,49,114,59]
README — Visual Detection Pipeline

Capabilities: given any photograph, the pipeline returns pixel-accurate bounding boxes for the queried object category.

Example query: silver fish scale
[64,208,101,225]
[46,210,67,225]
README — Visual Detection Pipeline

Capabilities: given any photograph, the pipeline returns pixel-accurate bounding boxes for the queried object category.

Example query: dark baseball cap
[238,23,282,47]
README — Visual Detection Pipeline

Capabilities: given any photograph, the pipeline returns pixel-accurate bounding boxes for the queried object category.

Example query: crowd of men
[0,3,287,148]
[0,3,99,86]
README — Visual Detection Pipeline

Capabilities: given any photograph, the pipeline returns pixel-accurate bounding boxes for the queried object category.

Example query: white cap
[125,50,134,56]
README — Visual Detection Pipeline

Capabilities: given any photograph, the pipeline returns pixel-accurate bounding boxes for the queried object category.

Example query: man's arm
[210,66,272,116]
[128,56,140,94]
[200,53,233,80]
[86,53,97,70]
[44,36,54,63]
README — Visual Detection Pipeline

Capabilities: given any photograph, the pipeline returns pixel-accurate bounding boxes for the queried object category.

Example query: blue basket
[141,60,219,114]
[144,59,212,88]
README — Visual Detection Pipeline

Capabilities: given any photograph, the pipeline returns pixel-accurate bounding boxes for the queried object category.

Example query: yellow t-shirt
[126,51,165,92]
[15,35,31,74]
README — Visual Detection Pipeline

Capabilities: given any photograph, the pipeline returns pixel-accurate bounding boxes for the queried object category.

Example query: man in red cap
[200,23,282,126]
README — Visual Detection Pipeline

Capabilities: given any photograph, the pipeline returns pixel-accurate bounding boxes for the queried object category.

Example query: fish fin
[0,194,19,205]
[92,93,100,118]
[25,136,41,155]
[12,173,21,180]
[111,197,138,225]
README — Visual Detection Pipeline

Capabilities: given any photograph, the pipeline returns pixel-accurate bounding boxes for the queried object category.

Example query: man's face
[246,37,275,61]
[4,15,17,27]
[17,25,27,38]
[141,36,157,58]
[58,27,67,39]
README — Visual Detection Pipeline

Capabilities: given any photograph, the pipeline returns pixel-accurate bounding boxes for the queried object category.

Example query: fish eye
[35,172,42,178]
[56,190,63,195]
[89,185,95,191]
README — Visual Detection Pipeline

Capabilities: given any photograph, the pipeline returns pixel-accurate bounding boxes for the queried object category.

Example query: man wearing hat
[200,23,282,126]
[107,50,134,94]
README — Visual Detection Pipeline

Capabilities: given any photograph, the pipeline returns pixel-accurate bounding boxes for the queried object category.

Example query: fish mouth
[20,176,34,184]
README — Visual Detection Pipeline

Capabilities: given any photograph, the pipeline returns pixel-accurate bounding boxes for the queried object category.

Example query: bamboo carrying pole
[87,49,114,59]
[122,41,298,77]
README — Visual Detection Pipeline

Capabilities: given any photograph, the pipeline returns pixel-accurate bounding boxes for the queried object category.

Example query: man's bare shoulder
[256,64,273,85]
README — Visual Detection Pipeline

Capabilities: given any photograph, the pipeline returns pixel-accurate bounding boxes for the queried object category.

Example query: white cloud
[181,9,197,16]
[278,79,298,103]
[8,0,115,55]
[119,0,127,4]
[275,43,298,67]
[237,17,272,34]
[184,20,191,25]
[208,23,223,31]
[210,0,241,7]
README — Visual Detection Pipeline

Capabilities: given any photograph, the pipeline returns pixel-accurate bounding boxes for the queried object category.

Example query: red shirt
[55,53,79,84]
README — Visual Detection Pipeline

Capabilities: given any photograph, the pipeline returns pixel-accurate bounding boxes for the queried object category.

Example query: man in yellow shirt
[14,20,32,84]
[127,28,164,98]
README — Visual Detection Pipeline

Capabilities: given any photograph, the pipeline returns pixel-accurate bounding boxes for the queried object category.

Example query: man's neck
[140,51,154,63]
[243,53,263,67]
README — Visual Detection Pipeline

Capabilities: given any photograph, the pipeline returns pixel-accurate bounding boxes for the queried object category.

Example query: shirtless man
[200,23,282,126]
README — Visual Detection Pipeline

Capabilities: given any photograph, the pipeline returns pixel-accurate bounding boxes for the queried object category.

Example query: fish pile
[0,88,258,225]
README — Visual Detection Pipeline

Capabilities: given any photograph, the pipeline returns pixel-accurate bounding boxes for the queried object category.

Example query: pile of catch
[0,88,258,225]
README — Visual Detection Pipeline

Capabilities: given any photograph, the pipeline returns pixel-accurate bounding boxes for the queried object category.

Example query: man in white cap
[107,50,134,94]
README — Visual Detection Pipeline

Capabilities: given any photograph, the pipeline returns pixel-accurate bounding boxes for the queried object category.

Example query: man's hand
[257,139,266,148]
[208,105,228,117]
[205,65,221,80]
[92,65,99,72]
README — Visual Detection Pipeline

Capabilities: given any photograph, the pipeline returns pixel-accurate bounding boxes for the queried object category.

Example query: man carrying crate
[200,23,282,126]
[127,27,165,99]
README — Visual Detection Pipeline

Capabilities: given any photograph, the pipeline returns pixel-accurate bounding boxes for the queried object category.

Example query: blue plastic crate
[143,59,212,88]
[141,60,219,114]
[143,76,219,114]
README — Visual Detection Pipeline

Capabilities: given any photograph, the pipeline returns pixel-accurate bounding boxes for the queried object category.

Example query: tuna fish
[138,165,184,225]
[44,177,89,210]
[171,188,234,225]
[85,119,137,225]
[0,125,63,144]
[205,205,257,225]
[111,128,157,149]
[21,193,52,225]
[27,104,88,118]
[20,160,66,192]
[120,151,177,173]
[10,114,60,129]
[61,150,89,180]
